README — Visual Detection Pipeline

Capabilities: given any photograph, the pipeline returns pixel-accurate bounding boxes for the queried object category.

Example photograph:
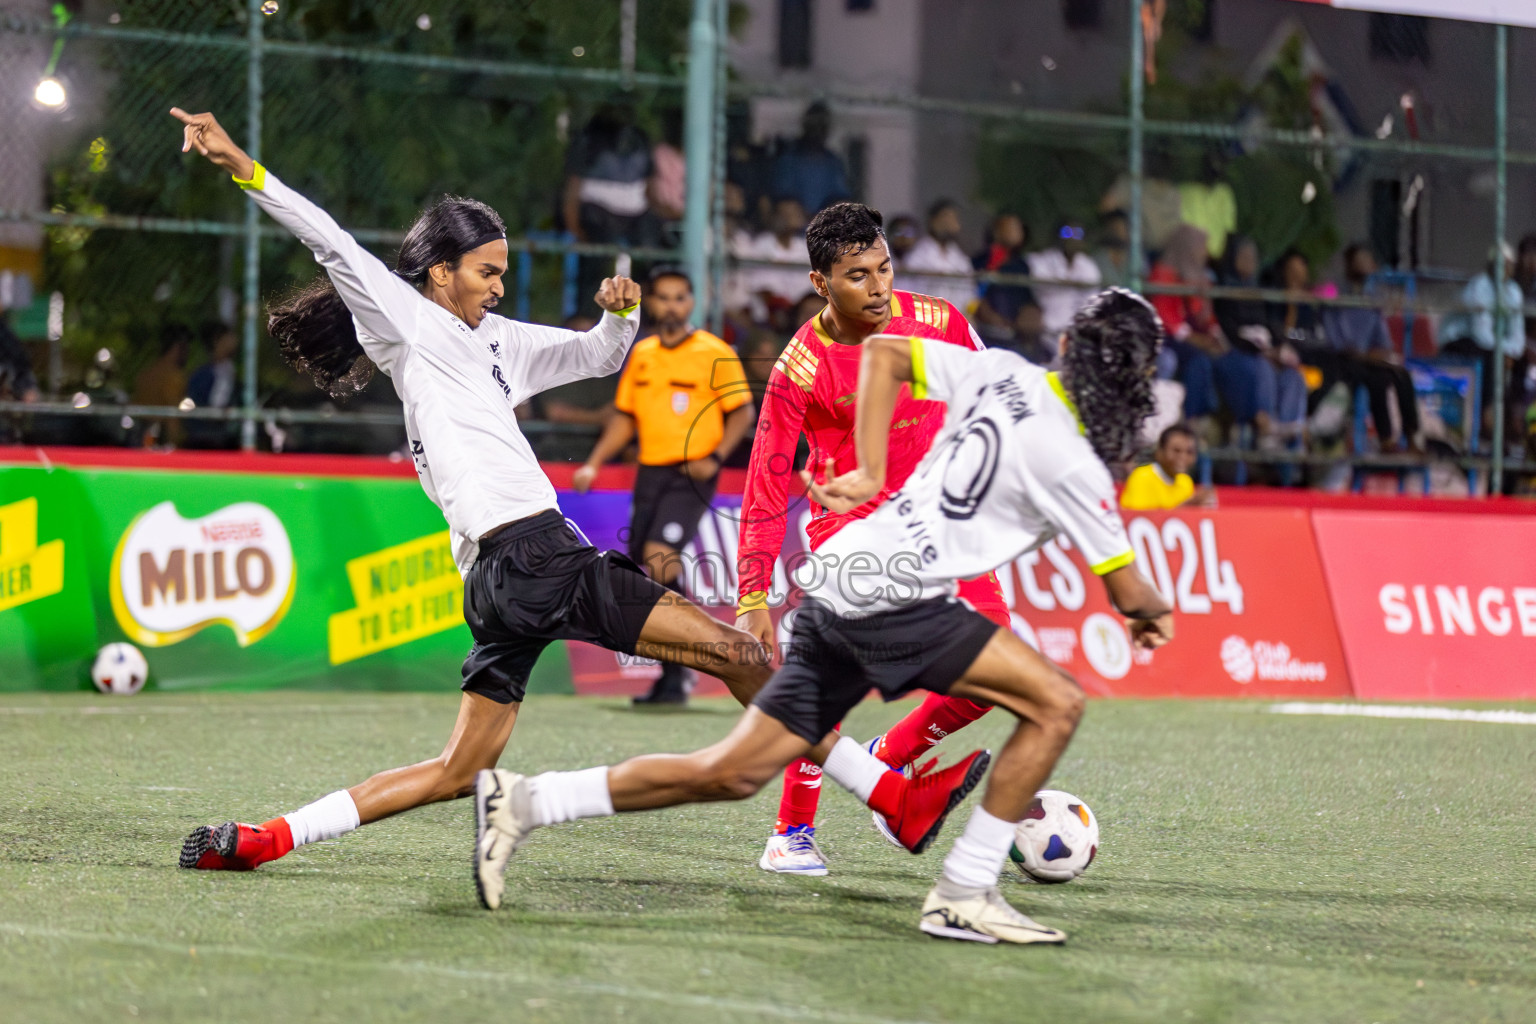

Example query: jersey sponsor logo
[110,501,295,647]
[938,418,1001,521]
[671,390,690,415]
[491,364,511,398]
[487,340,500,357]
[1219,636,1327,684]
[0,497,65,613]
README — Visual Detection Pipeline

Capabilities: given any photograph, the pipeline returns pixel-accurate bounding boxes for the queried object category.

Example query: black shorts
[461,510,668,704]
[627,463,715,562]
[752,597,1000,744]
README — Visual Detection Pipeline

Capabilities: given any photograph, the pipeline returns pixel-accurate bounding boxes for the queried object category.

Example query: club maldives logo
[1219,636,1327,684]
[110,501,295,647]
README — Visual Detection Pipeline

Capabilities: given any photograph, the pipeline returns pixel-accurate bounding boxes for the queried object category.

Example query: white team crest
[671,391,690,415]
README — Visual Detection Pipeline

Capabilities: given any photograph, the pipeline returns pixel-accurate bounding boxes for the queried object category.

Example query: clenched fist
[594,277,642,313]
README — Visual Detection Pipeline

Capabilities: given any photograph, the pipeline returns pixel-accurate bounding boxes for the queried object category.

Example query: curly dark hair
[267,195,505,398]
[1060,287,1164,469]
[805,201,885,275]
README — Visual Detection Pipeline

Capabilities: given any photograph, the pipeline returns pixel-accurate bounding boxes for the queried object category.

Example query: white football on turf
[1010,789,1099,883]
[91,643,148,696]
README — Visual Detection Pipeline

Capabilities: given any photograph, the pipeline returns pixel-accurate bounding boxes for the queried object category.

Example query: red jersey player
[735,202,1007,875]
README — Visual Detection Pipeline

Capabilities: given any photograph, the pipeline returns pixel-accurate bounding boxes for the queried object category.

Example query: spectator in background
[744,197,812,327]
[1120,423,1215,510]
[1213,236,1306,447]
[1322,244,1422,451]
[0,309,39,403]
[721,181,759,329]
[904,199,977,313]
[1439,243,1528,440]
[648,106,687,232]
[183,322,239,449]
[1028,219,1103,337]
[1093,210,1134,290]
[771,101,850,216]
[134,324,192,448]
[971,212,1037,344]
[572,268,754,704]
[563,104,658,308]
[725,330,784,468]
[886,214,919,268]
[1149,225,1221,429]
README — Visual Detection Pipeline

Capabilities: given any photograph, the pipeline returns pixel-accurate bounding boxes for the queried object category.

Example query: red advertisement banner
[1003,508,1352,699]
[1312,512,1536,700]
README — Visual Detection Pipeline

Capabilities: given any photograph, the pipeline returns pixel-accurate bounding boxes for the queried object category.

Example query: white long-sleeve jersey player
[807,339,1136,617]
[240,168,637,573]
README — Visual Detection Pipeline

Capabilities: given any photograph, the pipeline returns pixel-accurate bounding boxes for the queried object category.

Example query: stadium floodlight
[34,76,67,110]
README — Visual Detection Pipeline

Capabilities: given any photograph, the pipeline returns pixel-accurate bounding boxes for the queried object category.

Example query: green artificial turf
[1,692,1533,1023]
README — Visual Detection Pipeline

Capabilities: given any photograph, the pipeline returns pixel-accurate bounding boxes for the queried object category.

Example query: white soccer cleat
[473,768,535,910]
[918,884,1067,945]
[758,826,828,876]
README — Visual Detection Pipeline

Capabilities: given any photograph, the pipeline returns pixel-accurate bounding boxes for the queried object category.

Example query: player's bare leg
[632,541,692,705]
[631,590,772,706]
[472,706,990,908]
[918,628,1084,945]
[181,692,520,870]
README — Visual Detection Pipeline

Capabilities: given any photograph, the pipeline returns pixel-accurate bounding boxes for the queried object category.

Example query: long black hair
[267,195,505,397]
[1060,287,1164,469]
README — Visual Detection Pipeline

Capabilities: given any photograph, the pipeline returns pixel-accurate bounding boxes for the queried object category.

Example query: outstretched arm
[1101,564,1174,649]
[171,108,419,352]
[803,333,910,512]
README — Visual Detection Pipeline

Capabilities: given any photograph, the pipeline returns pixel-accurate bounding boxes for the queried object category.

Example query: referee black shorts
[461,510,668,704]
[751,597,1000,744]
[627,463,716,563]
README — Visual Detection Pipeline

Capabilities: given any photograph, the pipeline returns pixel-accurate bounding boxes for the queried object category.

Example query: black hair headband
[465,230,508,253]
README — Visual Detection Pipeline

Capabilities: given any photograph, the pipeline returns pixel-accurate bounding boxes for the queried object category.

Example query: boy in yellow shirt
[1120,423,1215,510]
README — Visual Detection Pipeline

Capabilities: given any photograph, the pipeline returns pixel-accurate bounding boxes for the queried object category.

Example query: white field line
[0,921,933,1024]
[0,702,419,716]
[1270,702,1536,725]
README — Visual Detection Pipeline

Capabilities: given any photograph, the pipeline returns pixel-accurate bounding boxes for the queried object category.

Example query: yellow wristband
[614,302,640,318]
[232,162,267,191]
[737,591,769,614]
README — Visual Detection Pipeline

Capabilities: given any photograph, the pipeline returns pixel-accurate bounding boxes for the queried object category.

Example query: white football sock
[283,790,360,848]
[821,736,889,803]
[939,805,1018,891]
[527,766,615,827]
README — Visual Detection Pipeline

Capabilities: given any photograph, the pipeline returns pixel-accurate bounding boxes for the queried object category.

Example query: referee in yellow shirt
[1120,423,1216,510]
[574,267,756,703]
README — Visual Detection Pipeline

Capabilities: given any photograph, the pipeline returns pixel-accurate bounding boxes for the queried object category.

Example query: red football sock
[878,693,993,768]
[774,759,824,833]
[250,816,295,865]
[868,771,905,820]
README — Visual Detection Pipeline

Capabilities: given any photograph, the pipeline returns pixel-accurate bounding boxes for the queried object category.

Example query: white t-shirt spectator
[903,236,978,314]
[1027,249,1103,335]
[744,232,814,308]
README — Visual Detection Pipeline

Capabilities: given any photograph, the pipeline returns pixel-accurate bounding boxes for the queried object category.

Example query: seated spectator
[904,199,978,313]
[1149,225,1222,428]
[563,104,658,308]
[743,197,813,327]
[134,325,192,448]
[1028,219,1103,337]
[972,212,1037,342]
[648,106,687,229]
[1440,245,1526,388]
[1093,210,1134,290]
[1213,236,1306,446]
[770,101,850,216]
[886,214,919,268]
[721,181,760,328]
[1120,423,1215,510]
[0,309,39,403]
[183,322,239,449]
[1322,244,1422,450]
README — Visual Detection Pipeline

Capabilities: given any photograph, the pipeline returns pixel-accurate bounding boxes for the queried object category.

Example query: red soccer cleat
[178,819,293,870]
[875,749,992,855]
